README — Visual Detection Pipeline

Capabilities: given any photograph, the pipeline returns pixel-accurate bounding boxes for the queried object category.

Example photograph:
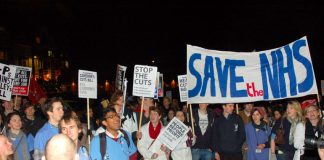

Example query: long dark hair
[249,108,263,123]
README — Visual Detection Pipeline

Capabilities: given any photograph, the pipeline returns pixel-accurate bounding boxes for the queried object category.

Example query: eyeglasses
[306,109,318,114]
[106,113,120,119]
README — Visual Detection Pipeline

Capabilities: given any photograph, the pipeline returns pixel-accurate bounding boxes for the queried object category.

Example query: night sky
[1,1,324,85]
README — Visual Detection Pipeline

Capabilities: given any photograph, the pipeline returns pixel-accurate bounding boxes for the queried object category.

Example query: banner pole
[189,104,195,136]
[236,104,239,114]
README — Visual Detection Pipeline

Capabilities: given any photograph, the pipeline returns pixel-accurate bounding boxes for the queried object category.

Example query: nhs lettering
[187,37,318,104]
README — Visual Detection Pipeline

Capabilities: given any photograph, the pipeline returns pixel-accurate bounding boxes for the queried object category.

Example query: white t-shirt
[198,110,208,135]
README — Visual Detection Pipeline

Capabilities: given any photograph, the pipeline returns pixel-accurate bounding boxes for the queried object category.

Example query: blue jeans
[276,153,285,160]
[192,149,213,160]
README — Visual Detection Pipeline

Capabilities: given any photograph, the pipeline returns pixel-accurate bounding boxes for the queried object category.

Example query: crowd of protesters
[0,92,324,160]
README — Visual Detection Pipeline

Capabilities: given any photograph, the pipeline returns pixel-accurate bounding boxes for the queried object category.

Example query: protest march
[0,36,323,160]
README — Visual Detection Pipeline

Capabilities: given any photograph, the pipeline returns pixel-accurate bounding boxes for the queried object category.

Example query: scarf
[252,120,266,131]
[8,130,30,160]
[287,117,300,145]
[149,122,162,139]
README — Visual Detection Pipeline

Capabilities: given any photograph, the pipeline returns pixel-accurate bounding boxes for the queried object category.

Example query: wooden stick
[236,104,239,114]
[189,104,195,136]
[138,97,145,132]
[87,98,91,148]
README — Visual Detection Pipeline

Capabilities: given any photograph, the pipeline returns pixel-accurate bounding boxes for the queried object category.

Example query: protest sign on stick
[78,70,97,147]
[156,117,189,150]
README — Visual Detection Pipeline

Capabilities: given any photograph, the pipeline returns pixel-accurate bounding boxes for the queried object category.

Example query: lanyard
[253,127,260,145]
[253,125,268,146]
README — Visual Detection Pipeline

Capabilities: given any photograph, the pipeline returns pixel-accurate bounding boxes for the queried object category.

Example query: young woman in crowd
[270,105,284,158]
[138,106,169,160]
[245,108,271,160]
[171,110,196,160]
[271,100,304,160]
[6,112,32,160]
[294,104,322,160]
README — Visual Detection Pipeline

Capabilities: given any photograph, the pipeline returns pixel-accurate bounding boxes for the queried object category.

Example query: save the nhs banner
[187,37,318,104]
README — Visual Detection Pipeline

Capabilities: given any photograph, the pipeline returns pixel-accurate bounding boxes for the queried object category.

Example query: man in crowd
[239,103,253,125]
[43,134,78,160]
[90,107,137,160]
[59,113,89,160]
[2,99,17,119]
[238,103,253,160]
[212,103,246,160]
[34,97,64,160]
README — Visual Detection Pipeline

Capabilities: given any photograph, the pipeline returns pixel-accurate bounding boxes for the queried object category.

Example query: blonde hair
[284,100,304,123]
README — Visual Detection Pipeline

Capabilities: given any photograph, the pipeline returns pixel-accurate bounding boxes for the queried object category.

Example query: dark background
[1,1,323,85]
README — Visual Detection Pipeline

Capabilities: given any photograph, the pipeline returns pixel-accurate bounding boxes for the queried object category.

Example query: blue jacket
[245,122,271,160]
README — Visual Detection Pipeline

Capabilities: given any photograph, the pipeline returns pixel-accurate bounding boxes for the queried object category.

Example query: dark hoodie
[212,113,246,154]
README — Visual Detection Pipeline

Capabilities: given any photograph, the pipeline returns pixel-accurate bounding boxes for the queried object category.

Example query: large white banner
[178,75,188,102]
[78,70,97,99]
[187,37,318,103]
[132,65,157,97]
[156,117,189,150]
[0,64,16,101]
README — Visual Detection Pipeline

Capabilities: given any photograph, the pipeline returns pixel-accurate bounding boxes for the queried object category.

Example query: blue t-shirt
[78,146,89,160]
[90,131,137,160]
[34,122,59,153]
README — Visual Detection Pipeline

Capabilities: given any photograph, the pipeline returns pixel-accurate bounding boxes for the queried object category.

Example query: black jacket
[192,108,215,149]
[212,113,245,154]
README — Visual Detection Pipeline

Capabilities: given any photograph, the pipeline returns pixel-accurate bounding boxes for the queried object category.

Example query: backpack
[99,129,130,159]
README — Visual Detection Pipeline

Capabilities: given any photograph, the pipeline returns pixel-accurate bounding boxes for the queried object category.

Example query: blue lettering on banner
[215,58,229,97]
[228,60,247,97]
[260,39,314,99]
[201,56,216,96]
[293,39,314,93]
[188,53,202,97]
[188,53,248,98]
[278,45,297,97]
[259,51,280,99]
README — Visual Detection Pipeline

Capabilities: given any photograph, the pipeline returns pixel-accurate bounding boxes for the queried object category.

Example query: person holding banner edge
[192,103,215,160]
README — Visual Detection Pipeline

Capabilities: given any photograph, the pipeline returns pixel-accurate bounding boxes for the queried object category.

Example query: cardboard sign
[12,66,32,96]
[0,64,16,101]
[132,65,157,97]
[115,64,127,91]
[78,70,97,99]
[158,73,164,97]
[157,117,189,150]
[178,75,188,102]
